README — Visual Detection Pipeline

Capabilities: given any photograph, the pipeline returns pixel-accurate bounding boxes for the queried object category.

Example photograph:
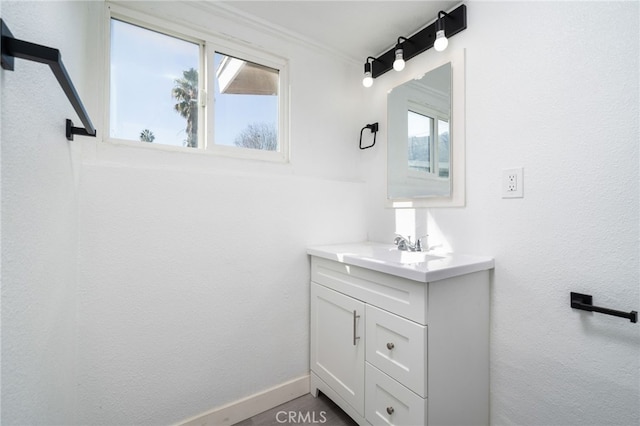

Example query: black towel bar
[571,292,638,323]
[1,19,96,140]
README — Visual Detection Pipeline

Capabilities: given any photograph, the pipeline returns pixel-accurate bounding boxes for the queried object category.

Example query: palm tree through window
[171,68,199,148]
[109,18,201,148]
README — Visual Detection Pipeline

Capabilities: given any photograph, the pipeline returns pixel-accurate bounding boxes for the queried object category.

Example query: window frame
[104,3,290,163]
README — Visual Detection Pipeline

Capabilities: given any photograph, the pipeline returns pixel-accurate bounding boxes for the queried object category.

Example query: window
[437,119,450,178]
[109,18,202,148]
[407,106,450,178]
[213,52,279,151]
[107,11,287,161]
[407,110,433,174]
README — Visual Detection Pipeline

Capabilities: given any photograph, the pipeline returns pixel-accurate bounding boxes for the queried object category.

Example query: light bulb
[362,61,373,87]
[434,29,448,52]
[362,73,373,88]
[393,48,405,71]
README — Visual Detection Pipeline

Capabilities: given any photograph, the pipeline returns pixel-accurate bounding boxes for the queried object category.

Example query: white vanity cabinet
[309,250,491,426]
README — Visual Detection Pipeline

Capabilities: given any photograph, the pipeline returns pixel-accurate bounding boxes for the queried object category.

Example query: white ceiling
[219,1,458,61]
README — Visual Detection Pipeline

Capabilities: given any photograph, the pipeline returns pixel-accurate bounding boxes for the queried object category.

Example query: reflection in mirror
[388,62,451,199]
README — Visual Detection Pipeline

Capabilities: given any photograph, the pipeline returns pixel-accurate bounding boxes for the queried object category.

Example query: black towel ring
[360,122,379,150]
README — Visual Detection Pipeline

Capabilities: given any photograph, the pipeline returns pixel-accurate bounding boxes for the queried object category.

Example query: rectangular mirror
[387,49,465,208]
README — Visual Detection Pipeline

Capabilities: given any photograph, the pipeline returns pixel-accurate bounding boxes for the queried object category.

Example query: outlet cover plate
[502,167,523,198]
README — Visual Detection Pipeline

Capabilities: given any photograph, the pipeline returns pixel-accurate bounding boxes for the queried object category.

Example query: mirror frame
[387,48,465,208]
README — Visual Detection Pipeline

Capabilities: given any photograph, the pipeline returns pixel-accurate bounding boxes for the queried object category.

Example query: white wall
[1,1,369,424]
[74,2,368,425]
[0,1,93,423]
[3,1,638,425]
[364,1,639,424]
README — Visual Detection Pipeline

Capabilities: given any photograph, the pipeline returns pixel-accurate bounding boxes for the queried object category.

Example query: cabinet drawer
[311,257,428,324]
[365,363,427,426]
[365,305,427,397]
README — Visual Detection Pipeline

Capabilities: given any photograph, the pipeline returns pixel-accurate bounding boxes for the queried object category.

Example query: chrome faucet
[394,234,426,252]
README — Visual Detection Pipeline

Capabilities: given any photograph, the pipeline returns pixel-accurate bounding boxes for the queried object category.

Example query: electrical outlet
[502,168,523,198]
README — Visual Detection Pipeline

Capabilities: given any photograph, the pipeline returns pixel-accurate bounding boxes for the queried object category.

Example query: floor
[233,392,358,426]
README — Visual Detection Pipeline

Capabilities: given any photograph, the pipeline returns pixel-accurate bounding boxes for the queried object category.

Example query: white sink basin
[352,246,444,265]
[307,242,494,282]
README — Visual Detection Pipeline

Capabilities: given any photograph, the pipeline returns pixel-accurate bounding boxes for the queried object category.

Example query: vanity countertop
[307,241,494,283]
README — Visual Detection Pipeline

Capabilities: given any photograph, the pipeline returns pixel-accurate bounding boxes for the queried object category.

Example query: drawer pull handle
[353,310,360,346]
[386,406,394,415]
[386,342,395,350]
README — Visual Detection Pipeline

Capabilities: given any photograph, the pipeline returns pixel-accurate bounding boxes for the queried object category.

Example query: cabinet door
[311,283,365,416]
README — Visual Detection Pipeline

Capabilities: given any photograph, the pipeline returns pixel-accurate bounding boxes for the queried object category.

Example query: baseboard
[178,375,310,426]
[310,372,366,426]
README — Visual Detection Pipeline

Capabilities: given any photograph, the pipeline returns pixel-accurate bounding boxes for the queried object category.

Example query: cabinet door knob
[386,342,395,350]
[386,406,395,415]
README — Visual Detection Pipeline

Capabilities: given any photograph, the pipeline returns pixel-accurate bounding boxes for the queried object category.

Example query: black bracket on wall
[1,19,96,141]
[571,292,638,323]
[370,4,467,79]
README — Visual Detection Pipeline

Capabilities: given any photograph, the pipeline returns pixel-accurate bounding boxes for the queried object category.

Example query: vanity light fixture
[434,11,450,52]
[361,4,466,82]
[362,56,374,87]
[362,56,384,88]
[393,37,409,72]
